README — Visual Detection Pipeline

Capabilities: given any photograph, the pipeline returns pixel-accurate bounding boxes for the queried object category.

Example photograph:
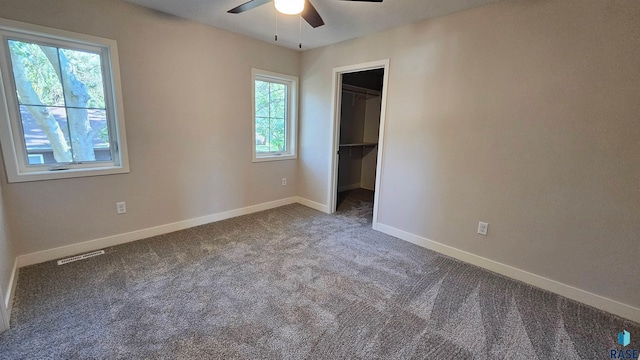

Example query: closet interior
[336,69,384,212]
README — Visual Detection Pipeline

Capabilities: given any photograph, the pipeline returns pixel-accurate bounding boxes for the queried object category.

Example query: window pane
[60,49,105,109]
[89,109,111,161]
[20,105,70,165]
[268,82,286,152]
[269,117,286,152]
[8,41,109,164]
[255,80,269,117]
[8,40,64,107]
[66,108,94,162]
[269,83,286,119]
[254,80,288,154]
[255,116,270,153]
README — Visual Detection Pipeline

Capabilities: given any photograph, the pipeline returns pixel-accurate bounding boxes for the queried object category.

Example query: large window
[252,69,297,162]
[0,19,129,182]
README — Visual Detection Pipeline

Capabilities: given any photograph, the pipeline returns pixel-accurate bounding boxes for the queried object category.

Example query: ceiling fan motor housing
[274,0,305,15]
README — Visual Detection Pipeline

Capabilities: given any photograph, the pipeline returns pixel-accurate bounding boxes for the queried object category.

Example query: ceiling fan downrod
[299,14,302,49]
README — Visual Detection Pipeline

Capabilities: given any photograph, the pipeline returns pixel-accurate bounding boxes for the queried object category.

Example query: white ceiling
[122,0,501,50]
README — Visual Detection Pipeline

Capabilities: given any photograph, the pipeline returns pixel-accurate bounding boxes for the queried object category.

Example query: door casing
[327,59,390,230]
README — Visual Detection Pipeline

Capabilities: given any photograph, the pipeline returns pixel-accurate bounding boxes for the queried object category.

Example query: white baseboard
[295,197,330,214]
[374,222,640,324]
[17,197,299,268]
[17,196,636,324]
[338,183,361,192]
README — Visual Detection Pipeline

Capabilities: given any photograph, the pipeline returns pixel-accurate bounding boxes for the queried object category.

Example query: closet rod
[342,84,381,97]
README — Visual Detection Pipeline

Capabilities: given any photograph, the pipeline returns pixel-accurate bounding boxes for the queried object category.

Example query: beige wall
[299,0,640,308]
[0,0,638,316]
[0,0,299,255]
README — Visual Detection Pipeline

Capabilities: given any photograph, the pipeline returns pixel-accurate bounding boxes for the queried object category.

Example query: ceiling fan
[228,0,384,29]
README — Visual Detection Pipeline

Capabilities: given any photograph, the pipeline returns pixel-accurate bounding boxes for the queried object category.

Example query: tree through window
[0,19,129,182]
[8,40,110,164]
[252,69,298,162]
[255,80,286,153]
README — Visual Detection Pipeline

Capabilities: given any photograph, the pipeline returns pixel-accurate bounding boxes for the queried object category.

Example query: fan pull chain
[299,15,302,49]
[275,11,278,42]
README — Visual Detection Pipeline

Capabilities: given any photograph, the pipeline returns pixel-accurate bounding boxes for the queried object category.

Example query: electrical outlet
[282,178,287,186]
[477,222,488,236]
[116,201,127,215]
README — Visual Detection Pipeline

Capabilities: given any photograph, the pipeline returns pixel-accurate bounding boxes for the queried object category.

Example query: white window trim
[0,18,129,183]
[251,68,297,162]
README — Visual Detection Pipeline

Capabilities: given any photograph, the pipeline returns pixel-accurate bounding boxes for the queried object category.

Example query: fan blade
[228,0,272,14]
[302,0,325,28]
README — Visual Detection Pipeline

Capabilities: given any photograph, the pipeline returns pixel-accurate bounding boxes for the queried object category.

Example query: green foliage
[8,40,105,109]
[255,80,287,153]
[98,126,110,143]
[8,39,109,161]
[61,49,105,109]
[9,41,64,106]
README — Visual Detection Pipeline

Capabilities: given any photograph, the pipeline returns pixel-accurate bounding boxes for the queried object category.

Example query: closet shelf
[342,84,381,99]
[339,142,378,147]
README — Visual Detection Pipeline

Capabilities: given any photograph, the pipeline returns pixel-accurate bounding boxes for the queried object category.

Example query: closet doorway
[329,60,389,228]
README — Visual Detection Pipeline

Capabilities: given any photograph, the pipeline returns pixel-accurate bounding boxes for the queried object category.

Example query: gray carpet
[0,189,638,359]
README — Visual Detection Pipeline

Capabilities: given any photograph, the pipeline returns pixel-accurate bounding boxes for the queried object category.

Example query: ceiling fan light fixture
[274,0,305,15]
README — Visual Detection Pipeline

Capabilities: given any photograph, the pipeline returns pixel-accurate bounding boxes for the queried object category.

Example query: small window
[0,19,129,182]
[252,69,297,162]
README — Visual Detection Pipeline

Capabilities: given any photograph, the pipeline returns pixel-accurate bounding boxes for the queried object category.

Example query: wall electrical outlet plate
[477,222,488,236]
[116,201,127,214]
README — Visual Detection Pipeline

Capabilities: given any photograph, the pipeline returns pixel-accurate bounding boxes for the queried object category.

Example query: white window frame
[252,68,297,162]
[0,18,129,183]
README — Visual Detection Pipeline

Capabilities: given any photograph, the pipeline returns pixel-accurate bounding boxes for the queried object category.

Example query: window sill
[252,154,297,163]
[7,165,130,183]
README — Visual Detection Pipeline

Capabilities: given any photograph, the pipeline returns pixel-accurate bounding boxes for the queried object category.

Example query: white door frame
[0,287,8,332]
[327,59,390,229]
